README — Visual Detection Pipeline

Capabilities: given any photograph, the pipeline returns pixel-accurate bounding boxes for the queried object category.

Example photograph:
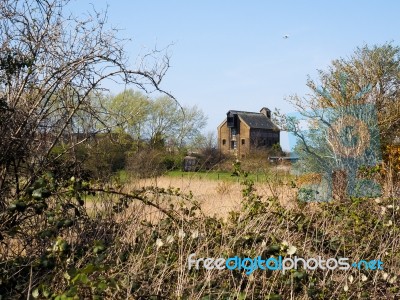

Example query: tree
[144,96,180,149]
[191,131,222,170]
[191,131,217,150]
[108,92,207,150]
[174,104,208,148]
[80,132,135,180]
[145,96,207,150]
[298,43,400,145]
[107,90,151,151]
[278,96,382,201]
[0,0,172,204]
[276,44,400,200]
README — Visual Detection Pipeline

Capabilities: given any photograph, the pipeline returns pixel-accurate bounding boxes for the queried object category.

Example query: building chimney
[260,107,271,119]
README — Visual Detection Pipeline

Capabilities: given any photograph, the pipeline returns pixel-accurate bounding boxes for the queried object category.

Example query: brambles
[1,161,400,299]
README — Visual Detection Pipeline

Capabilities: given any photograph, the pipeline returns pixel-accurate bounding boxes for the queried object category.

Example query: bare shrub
[126,148,167,178]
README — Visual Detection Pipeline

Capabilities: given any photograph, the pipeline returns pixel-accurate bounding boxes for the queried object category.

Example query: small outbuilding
[183,155,198,172]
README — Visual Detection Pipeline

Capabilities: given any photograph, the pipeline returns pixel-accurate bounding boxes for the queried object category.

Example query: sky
[72,0,400,150]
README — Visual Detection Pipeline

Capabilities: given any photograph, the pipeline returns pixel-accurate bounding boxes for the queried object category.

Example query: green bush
[1,162,399,299]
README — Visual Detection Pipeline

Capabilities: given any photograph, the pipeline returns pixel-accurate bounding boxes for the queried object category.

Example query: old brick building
[217,107,280,157]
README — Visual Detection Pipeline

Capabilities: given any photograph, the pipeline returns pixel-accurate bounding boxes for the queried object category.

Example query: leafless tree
[0,0,173,204]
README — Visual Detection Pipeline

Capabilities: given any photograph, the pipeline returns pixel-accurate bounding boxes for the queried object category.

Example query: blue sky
[73,1,399,150]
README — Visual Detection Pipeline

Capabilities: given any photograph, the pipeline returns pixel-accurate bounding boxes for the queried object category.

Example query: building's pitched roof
[228,110,280,131]
[217,119,227,129]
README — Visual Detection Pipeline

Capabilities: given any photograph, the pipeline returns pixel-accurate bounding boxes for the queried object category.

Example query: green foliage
[48,132,135,181]
[1,164,399,299]
[107,90,150,139]
[82,132,134,179]
[107,90,207,151]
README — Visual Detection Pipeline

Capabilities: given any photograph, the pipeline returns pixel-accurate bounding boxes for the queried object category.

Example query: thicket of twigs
[1,164,400,299]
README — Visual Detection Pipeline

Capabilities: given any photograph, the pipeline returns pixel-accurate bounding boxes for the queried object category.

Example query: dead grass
[123,175,297,218]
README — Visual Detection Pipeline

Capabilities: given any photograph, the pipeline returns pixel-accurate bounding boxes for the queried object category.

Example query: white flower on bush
[384,220,393,227]
[280,240,288,251]
[344,284,349,292]
[348,275,354,283]
[166,235,174,244]
[156,238,164,250]
[280,240,297,255]
[387,205,400,211]
[389,275,397,284]
[178,229,186,239]
[361,274,368,282]
[191,230,199,239]
[261,240,267,248]
[287,245,297,255]
[380,207,387,215]
[382,272,389,280]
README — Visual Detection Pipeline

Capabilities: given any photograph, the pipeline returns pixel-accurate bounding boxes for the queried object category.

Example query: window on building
[222,139,226,146]
[241,139,245,145]
[227,116,234,127]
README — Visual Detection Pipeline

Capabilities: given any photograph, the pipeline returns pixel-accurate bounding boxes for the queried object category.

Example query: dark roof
[228,110,279,131]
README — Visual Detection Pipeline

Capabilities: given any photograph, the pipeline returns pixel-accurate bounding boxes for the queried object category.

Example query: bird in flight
[283,35,289,39]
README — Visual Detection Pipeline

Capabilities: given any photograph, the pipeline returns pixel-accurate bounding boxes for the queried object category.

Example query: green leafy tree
[174,104,208,148]
[108,93,207,150]
[145,96,180,149]
[297,43,400,145]
[107,90,151,149]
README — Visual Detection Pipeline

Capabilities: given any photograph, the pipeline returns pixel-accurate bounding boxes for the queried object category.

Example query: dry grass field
[123,174,297,218]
